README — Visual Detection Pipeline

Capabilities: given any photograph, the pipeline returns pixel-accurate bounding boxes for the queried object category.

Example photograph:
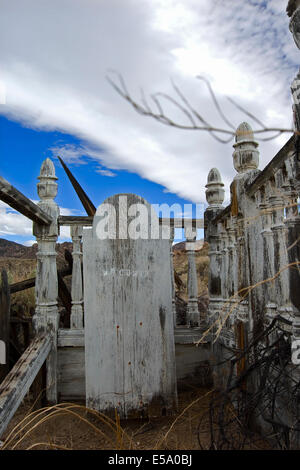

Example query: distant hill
[0,237,209,320]
[173,240,204,252]
[0,238,73,315]
[0,238,72,267]
[0,238,31,258]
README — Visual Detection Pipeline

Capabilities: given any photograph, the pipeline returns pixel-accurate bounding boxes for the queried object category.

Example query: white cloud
[0,201,32,236]
[50,144,89,165]
[0,0,297,206]
[23,239,36,247]
[95,168,116,177]
[0,200,74,240]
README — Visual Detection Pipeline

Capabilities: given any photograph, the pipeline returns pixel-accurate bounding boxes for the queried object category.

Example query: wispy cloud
[0,201,74,241]
[95,168,116,177]
[50,144,89,165]
[0,0,297,205]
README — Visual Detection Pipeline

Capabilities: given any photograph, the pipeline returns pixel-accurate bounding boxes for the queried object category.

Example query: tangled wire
[198,317,300,450]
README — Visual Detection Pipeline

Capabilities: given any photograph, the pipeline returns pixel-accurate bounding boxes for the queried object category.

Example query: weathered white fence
[204,122,300,384]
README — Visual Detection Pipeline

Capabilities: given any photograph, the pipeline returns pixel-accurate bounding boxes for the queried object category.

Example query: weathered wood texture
[33,158,60,404]
[0,270,10,383]
[0,176,52,225]
[247,135,295,196]
[0,335,51,437]
[57,347,85,400]
[56,328,211,400]
[70,226,83,329]
[205,122,300,374]
[59,215,204,229]
[9,266,72,294]
[184,227,200,327]
[83,194,177,418]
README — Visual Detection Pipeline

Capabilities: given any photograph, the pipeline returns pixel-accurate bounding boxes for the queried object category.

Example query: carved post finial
[205,168,225,208]
[37,158,58,204]
[233,122,259,174]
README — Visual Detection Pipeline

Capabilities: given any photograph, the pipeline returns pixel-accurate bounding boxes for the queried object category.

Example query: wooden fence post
[184,225,200,328]
[33,158,59,404]
[70,225,83,329]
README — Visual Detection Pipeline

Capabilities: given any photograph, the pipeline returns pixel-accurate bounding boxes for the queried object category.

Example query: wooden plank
[83,194,177,417]
[247,135,295,196]
[0,335,51,437]
[161,218,204,229]
[212,204,231,223]
[57,347,85,400]
[58,157,96,216]
[10,266,72,294]
[58,329,84,347]
[0,269,10,382]
[59,216,93,226]
[0,176,52,225]
[56,337,213,401]
[58,215,204,229]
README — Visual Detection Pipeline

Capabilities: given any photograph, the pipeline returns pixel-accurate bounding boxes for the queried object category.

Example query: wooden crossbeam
[58,215,204,229]
[9,266,72,294]
[0,176,52,225]
[0,334,51,438]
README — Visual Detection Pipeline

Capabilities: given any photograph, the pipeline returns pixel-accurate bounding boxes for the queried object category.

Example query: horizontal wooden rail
[0,176,52,225]
[58,215,204,229]
[0,334,52,438]
[247,135,295,197]
[10,267,72,294]
[212,204,231,223]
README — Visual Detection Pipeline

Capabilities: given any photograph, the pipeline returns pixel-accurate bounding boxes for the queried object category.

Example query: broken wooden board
[0,335,51,438]
[0,176,52,225]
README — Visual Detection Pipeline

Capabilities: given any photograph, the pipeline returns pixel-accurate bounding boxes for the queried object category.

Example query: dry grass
[1,388,220,450]
[0,258,36,314]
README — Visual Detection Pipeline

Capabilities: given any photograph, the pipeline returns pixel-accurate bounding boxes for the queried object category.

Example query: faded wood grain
[83,194,177,418]
[0,176,52,225]
[0,335,51,437]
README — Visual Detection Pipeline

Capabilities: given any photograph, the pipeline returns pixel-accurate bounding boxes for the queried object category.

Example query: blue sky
[0,0,298,245]
[0,115,203,244]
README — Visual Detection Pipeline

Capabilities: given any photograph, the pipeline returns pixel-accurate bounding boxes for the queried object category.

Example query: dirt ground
[1,388,213,450]
[0,387,270,450]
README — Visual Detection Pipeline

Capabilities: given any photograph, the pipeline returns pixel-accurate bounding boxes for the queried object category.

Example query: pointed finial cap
[234,122,258,148]
[37,158,58,201]
[207,168,223,185]
[38,158,58,181]
[233,122,259,173]
[205,168,225,207]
